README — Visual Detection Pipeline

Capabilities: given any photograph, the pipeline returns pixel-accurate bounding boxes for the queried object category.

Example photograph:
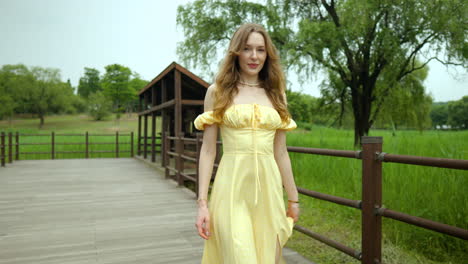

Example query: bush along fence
[0,131,134,166]
[160,133,467,264]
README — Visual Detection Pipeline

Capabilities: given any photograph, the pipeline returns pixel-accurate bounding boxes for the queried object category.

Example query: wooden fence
[160,133,468,264]
[0,131,134,166]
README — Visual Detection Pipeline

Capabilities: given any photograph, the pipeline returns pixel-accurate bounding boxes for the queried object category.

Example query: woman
[193,23,300,264]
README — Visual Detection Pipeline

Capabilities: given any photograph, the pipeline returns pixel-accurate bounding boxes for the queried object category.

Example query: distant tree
[0,93,15,121]
[0,64,74,127]
[101,64,133,114]
[286,90,316,123]
[374,62,432,131]
[29,66,73,127]
[177,0,467,145]
[65,78,74,94]
[128,72,148,112]
[0,64,33,114]
[318,70,353,127]
[448,96,468,129]
[0,67,18,121]
[430,103,449,129]
[88,91,112,121]
[78,67,101,99]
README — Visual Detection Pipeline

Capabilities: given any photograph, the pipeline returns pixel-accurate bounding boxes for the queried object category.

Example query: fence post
[195,132,203,198]
[151,113,156,162]
[51,131,55,160]
[164,132,170,179]
[138,115,141,156]
[15,132,19,160]
[85,132,89,159]
[144,115,148,159]
[8,132,12,163]
[130,132,134,157]
[361,136,383,264]
[161,131,166,167]
[116,131,119,158]
[1,132,5,167]
[176,132,184,186]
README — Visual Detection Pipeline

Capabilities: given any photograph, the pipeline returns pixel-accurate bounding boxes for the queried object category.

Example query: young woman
[193,23,300,264]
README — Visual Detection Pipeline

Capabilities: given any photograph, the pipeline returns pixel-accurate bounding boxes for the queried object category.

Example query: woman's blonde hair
[212,23,291,123]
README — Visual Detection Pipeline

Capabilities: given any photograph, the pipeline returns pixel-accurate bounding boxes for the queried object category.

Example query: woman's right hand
[195,200,211,240]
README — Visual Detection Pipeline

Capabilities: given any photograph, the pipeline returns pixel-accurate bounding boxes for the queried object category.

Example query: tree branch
[321,0,356,73]
[397,32,438,80]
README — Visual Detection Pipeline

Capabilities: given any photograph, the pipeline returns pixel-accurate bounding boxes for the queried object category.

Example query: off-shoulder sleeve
[279,118,297,131]
[193,111,220,130]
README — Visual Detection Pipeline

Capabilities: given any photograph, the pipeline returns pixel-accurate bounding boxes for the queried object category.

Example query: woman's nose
[251,50,258,59]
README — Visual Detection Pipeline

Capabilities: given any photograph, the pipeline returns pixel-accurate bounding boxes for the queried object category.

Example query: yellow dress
[194,103,297,264]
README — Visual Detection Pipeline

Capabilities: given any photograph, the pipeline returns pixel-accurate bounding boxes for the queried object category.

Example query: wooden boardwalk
[0,158,313,264]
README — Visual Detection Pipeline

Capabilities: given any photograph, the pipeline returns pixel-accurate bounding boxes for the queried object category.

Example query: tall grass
[286,122,468,263]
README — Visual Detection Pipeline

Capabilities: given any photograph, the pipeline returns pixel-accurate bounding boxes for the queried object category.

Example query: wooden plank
[139,99,175,116]
[0,158,314,264]
[0,159,201,264]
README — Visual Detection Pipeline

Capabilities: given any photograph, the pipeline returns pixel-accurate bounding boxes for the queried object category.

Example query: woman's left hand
[287,203,300,223]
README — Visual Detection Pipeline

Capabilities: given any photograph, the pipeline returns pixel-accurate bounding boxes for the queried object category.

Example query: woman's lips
[248,63,259,69]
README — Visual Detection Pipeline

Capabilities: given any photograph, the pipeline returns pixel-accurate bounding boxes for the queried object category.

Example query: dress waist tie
[252,104,261,206]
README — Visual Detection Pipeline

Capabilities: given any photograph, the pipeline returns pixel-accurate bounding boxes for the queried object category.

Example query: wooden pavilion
[137,62,210,164]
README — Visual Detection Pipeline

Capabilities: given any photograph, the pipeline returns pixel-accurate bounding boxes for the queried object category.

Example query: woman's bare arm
[197,84,218,201]
[273,130,298,202]
[196,85,218,240]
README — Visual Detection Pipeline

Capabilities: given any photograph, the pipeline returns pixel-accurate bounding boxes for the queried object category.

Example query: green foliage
[78,67,101,99]
[430,103,449,129]
[101,64,134,112]
[373,62,433,130]
[66,95,87,114]
[285,90,316,123]
[0,93,15,120]
[128,73,149,112]
[88,91,112,121]
[0,64,79,127]
[448,96,468,129]
[177,0,467,145]
[430,98,468,130]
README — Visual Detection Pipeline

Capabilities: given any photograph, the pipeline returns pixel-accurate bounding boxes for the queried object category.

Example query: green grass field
[287,122,468,264]
[0,114,140,160]
[1,114,467,264]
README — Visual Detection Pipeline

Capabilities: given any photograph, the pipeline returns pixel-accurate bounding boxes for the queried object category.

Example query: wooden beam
[138,62,177,95]
[181,99,204,106]
[138,99,175,116]
[175,63,210,88]
[175,69,182,136]
[138,62,210,96]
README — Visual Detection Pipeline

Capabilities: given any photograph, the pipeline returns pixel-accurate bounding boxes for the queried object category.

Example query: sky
[0,0,466,102]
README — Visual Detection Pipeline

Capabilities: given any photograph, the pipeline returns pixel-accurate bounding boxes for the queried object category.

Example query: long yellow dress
[194,103,297,264]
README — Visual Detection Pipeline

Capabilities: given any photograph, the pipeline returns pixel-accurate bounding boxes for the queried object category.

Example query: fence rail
[157,133,467,264]
[0,131,134,166]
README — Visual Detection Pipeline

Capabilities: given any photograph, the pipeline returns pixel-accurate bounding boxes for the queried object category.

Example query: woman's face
[238,32,267,79]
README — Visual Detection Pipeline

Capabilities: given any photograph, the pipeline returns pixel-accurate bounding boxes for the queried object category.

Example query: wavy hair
[212,23,291,123]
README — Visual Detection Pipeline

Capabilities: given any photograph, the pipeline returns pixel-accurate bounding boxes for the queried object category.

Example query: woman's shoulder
[206,83,218,96]
[202,84,217,111]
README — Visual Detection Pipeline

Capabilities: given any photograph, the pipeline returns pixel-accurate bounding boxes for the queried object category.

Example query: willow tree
[177,0,467,145]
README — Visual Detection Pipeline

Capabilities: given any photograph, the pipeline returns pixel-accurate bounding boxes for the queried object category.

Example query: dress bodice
[194,103,297,155]
[193,103,297,131]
